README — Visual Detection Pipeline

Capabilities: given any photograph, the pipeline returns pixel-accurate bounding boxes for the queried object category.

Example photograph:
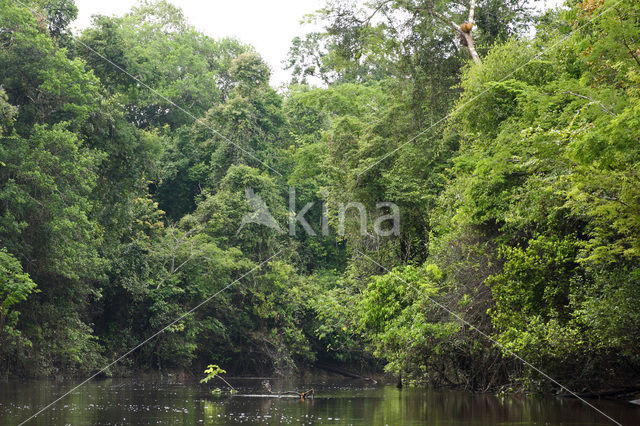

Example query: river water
[0,377,638,425]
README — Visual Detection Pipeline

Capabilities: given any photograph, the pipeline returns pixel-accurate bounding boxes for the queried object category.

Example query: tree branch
[563,91,615,115]
[426,6,462,34]
[364,0,395,24]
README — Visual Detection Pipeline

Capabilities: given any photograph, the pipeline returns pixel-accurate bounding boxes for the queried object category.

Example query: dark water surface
[0,377,638,425]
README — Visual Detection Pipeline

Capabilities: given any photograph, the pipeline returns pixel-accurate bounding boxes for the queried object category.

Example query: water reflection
[0,377,637,425]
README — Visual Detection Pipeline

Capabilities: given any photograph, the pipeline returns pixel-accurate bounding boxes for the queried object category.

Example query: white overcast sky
[72,0,564,87]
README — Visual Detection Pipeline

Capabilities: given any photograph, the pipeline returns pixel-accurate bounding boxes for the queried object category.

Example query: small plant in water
[201,364,226,384]
[201,364,238,394]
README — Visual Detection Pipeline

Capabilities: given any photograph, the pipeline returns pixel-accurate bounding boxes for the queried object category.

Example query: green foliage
[337,0,640,390]
[0,88,17,136]
[200,364,226,384]
[1,0,638,392]
[78,0,249,129]
[355,262,501,387]
[0,248,38,367]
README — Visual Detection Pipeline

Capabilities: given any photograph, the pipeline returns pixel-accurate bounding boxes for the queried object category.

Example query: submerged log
[233,393,313,399]
[259,380,314,399]
[268,389,314,399]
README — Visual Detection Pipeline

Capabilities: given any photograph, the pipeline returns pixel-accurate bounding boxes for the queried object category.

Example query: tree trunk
[463,32,481,65]
[465,0,481,65]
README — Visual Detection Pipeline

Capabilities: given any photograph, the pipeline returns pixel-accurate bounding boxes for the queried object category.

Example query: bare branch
[426,6,462,34]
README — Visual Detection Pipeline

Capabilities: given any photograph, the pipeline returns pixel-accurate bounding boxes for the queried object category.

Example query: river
[1,376,638,425]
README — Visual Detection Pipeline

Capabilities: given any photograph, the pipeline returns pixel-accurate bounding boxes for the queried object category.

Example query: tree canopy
[1,0,639,394]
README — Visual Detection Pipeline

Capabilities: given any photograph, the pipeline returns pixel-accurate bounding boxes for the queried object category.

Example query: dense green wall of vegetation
[1,0,638,392]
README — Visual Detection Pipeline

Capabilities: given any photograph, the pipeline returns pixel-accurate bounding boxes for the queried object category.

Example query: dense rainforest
[1,0,639,395]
